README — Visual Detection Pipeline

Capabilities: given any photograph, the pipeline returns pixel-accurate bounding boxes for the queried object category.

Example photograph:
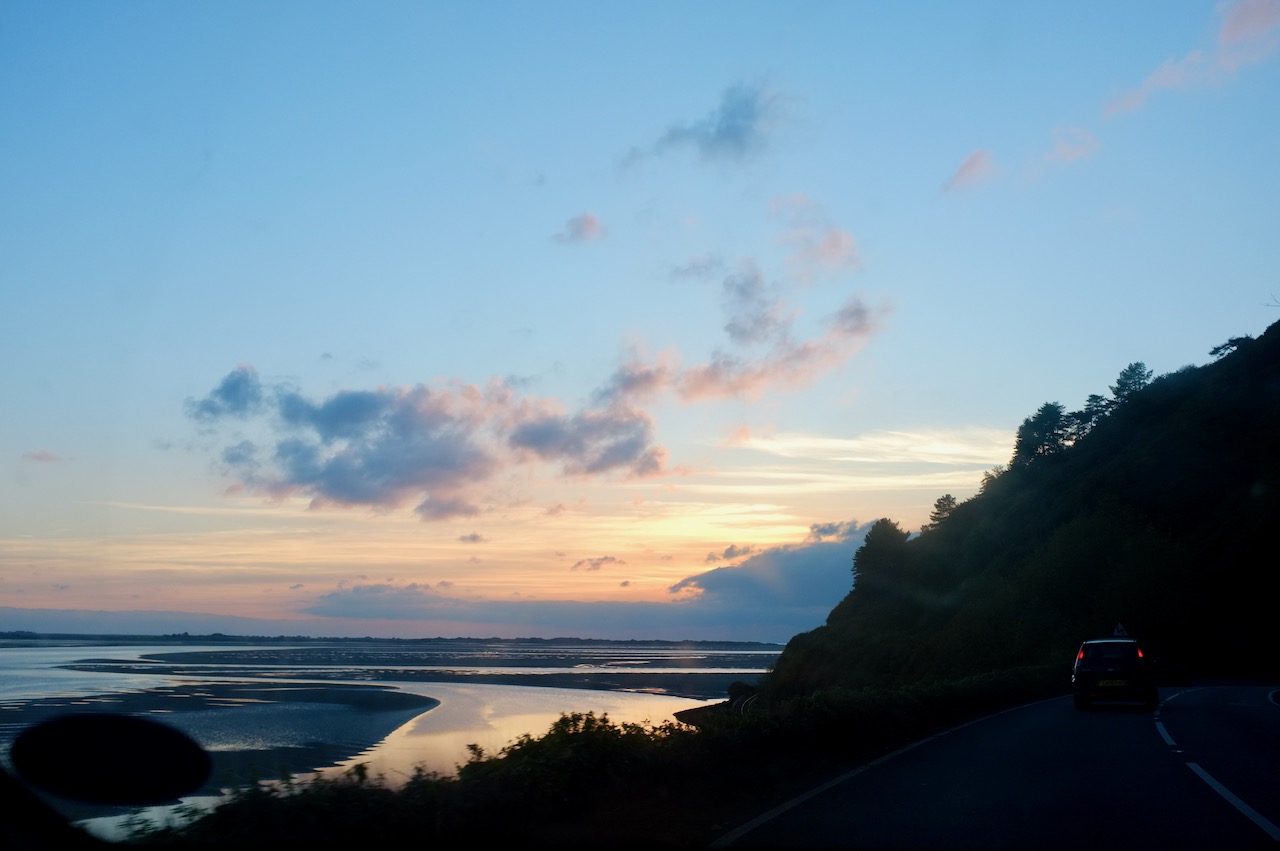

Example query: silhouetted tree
[1011,402,1068,466]
[1209,336,1252,359]
[852,518,910,584]
[978,464,1006,495]
[1110,362,1152,404]
[919,494,958,532]
[1067,393,1112,441]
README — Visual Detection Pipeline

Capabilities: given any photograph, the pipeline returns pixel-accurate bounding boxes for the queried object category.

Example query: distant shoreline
[0,631,784,651]
[62,658,759,701]
[12,635,777,702]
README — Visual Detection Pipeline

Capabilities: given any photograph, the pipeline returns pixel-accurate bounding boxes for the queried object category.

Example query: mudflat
[3,681,437,823]
[4,646,758,823]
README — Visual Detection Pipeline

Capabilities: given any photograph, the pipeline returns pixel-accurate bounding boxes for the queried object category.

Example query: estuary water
[0,638,778,841]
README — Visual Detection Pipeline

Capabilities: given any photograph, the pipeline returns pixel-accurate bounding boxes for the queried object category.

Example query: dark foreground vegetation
[109,320,1280,848]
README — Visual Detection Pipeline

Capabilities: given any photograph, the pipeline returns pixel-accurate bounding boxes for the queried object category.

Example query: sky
[2,1,1278,644]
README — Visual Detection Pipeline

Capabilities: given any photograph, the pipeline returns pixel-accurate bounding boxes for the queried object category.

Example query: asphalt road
[715,684,1280,850]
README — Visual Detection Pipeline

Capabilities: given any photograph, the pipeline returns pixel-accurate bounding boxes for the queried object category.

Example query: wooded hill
[763,319,1280,698]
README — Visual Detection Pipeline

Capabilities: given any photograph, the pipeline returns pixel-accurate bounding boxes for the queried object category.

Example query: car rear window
[1082,642,1138,662]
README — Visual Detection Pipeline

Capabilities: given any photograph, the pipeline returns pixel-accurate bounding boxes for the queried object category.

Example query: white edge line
[1187,761,1280,842]
[707,738,925,848]
[708,696,1060,849]
[1154,720,1177,746]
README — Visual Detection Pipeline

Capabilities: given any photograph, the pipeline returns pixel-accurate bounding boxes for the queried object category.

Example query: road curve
[714,685,1280,850]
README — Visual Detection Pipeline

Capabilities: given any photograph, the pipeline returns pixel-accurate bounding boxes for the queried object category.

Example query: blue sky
[3,1,1278,643]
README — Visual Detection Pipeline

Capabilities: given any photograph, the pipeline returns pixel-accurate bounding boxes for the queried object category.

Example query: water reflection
[325,681,717,783]
[75,681,715,841]
[2,642,751,842]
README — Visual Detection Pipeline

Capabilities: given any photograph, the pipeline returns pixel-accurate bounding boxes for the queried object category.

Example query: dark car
[1071,637,1158,710]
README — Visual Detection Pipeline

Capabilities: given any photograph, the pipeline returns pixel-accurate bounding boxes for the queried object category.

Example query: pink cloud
[943,149,996,192]
[783,227,861,281]
[768,192,822,222]
[1106,51,1209,115]
[592,350,680,404]
[1107,0,1280,115]
[555,212,607,243]
[1220,0,1280,60]
[22,451,60,463]
[677,295,884,401]
[723,425,754,446]
[1047,126,1100,164]
[769,195,862,282]
[596,287,887,406]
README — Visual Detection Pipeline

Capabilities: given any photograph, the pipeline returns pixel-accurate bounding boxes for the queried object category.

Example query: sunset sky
[3,1,1278,643]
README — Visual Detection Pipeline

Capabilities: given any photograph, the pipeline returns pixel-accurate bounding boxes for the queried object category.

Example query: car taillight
[1137,648,1144,658]
[1077,649,1084,661]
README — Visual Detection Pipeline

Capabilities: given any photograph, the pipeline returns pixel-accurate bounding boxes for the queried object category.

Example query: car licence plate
[1099,679,1127,687]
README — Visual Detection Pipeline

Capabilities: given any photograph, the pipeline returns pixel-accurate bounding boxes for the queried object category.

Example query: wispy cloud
[622,82,782,168]
[670,253,724,279]
[592,196,878,406]
[769,194,861,283]
[554,212,607,243]
[1106,0,1280,115]
[1220,0,1280,59]
[677,298,881,400]
[720,263,791,346]
[22,451,61,463]
[601,200,880,405]
[1046,126,1100,164]
[741,428,1012,466]
[704,543,756,563]
[304,582,465,620]
[597,293,885,405]
[943,149,996,192]
[571,555,625,571]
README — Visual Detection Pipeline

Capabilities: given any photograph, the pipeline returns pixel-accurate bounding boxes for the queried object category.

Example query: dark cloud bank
[6,522,869,643]
[297,520,867,643]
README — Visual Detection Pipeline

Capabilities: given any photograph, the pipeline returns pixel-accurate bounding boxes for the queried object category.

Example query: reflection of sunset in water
[326,682,718,783]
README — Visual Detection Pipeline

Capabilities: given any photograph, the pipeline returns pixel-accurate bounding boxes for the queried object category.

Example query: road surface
[716,684,1280,849]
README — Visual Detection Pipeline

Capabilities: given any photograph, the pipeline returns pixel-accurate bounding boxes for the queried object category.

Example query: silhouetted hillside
[765,320,1280,697]
[33,325,1280,851]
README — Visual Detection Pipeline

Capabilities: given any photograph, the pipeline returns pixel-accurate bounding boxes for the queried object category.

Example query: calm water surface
[1,640,771,841]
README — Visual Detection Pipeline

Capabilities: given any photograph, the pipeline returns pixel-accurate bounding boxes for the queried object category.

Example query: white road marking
[1187,762,1280,842]
[708,697,1060,848]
